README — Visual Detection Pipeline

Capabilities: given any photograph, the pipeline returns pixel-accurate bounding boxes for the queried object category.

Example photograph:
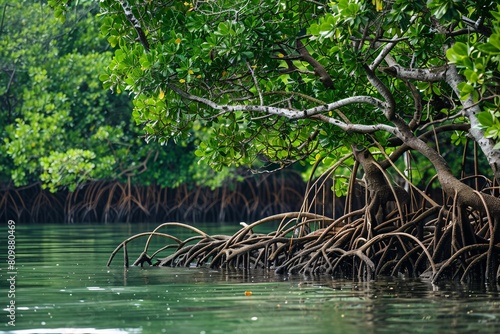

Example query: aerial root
[107,179,499,283]
[104,207,436,280]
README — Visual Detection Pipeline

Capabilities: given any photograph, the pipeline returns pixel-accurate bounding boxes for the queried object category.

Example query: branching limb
[445,64,500,182]
[382,55,424,130]
[295,38,334,89]
[246,62,264,105]
[117,0,149,51]
[168,83,386,120]
[378,64,447,82]
[363,64,396,121]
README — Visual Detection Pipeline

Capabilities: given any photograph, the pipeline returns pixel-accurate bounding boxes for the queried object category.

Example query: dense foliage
[0,0,234,192]
[7,0,500,193]
[45,0,498,189]
[78,0,498,170]
[45,0,500,282]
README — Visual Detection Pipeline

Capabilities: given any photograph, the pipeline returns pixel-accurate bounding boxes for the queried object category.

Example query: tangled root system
[108,153,500,284]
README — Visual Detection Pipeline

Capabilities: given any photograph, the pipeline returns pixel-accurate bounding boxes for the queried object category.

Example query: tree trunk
[404,133,500,217]
[445,64,500,183]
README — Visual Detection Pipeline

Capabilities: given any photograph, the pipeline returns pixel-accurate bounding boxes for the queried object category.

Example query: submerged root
[108,185,500,283]
[108,152,500,283]
[105,200,490,283]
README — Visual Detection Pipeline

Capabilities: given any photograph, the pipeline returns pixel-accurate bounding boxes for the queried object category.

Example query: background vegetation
[0,0,240,195]
[4,0,500,282]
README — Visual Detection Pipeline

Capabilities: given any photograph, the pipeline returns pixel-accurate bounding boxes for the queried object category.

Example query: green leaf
[446,42,468,62]
[477,42,500,55]
[431,84,442,96]
[464,69,478,83]
[215,22,230,36]
[108,36,118,48]
[485,128,500,139]
[308,23,320,35]
[457,82,474,100]
[477,111,495,127]
[489,33,500,52]
[99,73,110,82]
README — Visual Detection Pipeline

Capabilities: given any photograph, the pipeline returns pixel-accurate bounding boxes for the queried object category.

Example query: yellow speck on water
[244,291,252,296]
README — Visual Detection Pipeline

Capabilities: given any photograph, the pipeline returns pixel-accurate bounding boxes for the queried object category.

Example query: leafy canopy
[49,0,500,179]
[1,0,230,191]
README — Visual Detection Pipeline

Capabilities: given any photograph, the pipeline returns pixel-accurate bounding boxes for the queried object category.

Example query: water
[1,223,500,333]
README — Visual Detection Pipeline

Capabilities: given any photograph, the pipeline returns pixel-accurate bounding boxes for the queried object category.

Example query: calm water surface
[1,223,500,333]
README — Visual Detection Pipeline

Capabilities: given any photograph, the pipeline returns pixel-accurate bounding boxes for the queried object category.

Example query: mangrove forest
[4,0,500,283]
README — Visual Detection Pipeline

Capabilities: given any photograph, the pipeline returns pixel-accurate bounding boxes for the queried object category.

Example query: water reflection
[1,223,500,333]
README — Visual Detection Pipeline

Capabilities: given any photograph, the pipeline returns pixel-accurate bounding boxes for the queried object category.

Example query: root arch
[109,150,500,283]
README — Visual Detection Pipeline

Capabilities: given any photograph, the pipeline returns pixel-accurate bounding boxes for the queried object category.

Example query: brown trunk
[404,135,500,216]
[352,146,410,229]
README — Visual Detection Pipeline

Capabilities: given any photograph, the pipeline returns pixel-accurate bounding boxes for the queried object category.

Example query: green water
[1,223,500,333]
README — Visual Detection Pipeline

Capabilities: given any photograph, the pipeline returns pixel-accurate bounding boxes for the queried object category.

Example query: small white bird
[239,222,253,234]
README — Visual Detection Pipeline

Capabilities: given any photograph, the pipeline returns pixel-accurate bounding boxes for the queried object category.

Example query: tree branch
[117,0,149,51]
[369,15,418,70]
[296,38,334,89]
[378,64,447,82]
[460,15,492,37]
[445,64,500,182]
[167,83,385,120]
[382,123,470,168]
[382,55,423,130]
[369,35,401,70]
[311,114,397,135]
[363,64,396,121]
[246,62,263,105]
